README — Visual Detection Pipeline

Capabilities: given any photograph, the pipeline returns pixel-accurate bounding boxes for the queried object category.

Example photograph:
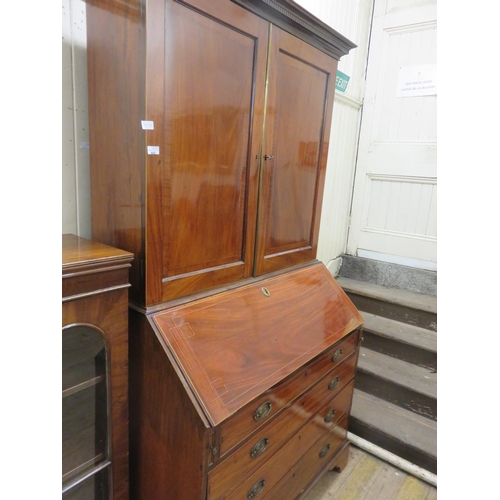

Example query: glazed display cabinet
[62,235,133,499]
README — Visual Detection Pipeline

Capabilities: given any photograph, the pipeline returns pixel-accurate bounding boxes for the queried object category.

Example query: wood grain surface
[151,263,363,425]
[254,27,338,275]
[63,235,132,500]
[85,0,354,306]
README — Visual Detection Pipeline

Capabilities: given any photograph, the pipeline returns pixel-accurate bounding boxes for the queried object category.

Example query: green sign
[335,70,350,93]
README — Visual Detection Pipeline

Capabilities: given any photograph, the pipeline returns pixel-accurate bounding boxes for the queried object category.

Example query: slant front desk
[130,263,363,499]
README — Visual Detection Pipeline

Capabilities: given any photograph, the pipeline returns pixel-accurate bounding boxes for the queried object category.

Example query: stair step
[338,254,437,297]
[336,277,437,331]
[349,389,437,474]
[361,312,437,370]
[356,348,437,420]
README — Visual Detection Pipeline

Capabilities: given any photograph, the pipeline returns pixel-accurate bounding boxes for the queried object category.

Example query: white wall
[62,0,91,238]
[295,0,373,275]
[61,0,373,273]
[345,0,437,269]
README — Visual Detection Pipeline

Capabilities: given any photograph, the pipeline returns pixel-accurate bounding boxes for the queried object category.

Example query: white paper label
[397,64,437,97]
[147,146,160,155]
[141,120,155,130]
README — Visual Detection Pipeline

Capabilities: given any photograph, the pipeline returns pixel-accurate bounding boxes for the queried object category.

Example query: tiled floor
[302,445,437,500]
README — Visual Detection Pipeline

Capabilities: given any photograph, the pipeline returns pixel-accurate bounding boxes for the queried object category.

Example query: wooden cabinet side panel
[129,310,209,500]
[62,288,130,500]
[86,2,146,305]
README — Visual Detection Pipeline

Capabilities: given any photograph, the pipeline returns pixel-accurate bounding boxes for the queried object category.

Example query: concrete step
[360,312,437,370]
[336,277,437,331]
[349,389,437,474]
[337,254,436,297]
[356,347,437,420]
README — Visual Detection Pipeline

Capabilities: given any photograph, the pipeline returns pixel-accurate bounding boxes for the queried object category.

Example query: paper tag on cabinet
[141,120,154,130]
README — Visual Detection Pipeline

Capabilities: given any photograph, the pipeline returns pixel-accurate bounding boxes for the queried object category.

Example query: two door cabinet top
[86,0,356,307]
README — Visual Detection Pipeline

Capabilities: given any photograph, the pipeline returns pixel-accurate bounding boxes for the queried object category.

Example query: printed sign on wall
[336,70,350,93]
[397,64,437,97]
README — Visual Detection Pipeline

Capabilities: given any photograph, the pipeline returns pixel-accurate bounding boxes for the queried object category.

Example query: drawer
[263,414,349,500]
[315,378,354,433]
[222,405,349,499]
[219,330,359,456]
[208,375,354,500]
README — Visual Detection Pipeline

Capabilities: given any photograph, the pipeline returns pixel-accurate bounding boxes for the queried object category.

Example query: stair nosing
[350,388,437,457]
[336,277,437,315]
[360,312,437,353]
[357,347,437,399]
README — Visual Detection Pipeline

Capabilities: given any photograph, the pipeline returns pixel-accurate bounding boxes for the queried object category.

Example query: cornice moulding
[231,0,357,60]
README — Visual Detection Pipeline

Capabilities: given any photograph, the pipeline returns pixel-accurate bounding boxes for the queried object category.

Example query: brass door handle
[319,443,331,459]
[324,409,336,423]
[328,376,340,390]
[247,479,266,499]
[253,401,272,421]
[332,348,343,362]
[250,437,269,458]
[264,155,274,160]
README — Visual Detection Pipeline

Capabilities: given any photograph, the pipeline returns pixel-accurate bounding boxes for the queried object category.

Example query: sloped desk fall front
[129,263,363,500]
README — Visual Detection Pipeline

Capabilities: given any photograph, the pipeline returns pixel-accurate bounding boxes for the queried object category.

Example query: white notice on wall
[397,64,437,97]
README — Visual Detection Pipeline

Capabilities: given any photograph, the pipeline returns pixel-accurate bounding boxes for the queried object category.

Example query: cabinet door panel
[146,0,268,304]
[165,10,253,275]
[255,27,338,275]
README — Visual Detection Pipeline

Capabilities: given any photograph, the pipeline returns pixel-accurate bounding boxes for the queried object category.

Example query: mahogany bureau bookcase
[84,0,362,498]
[62,234,134,499]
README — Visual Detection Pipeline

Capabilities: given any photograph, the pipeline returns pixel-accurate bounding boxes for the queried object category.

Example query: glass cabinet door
[62,325,110,499]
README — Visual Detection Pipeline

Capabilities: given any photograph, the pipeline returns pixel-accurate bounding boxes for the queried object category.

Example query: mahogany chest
[129,263,363,499]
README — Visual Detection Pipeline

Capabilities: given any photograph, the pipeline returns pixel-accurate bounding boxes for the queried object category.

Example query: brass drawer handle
[324,408,336,423]
[250,437,269,458]
[328,376,340,390]
[247,479,266,499]
[319,443,331,459]
[332,348,344,362]
[253,401,272,421]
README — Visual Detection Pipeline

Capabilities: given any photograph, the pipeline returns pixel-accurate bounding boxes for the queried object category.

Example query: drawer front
[315,379,354,432]
[222,405,350,500]
[220,330,358,456]
[208,375,355,500]
[263,414,349,500]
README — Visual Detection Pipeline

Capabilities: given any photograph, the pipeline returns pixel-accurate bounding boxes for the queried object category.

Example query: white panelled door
[347,0,437,270]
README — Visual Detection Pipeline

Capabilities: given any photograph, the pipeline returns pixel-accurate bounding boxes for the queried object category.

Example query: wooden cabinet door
[255,27,338,276]
[146,0,269,304]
